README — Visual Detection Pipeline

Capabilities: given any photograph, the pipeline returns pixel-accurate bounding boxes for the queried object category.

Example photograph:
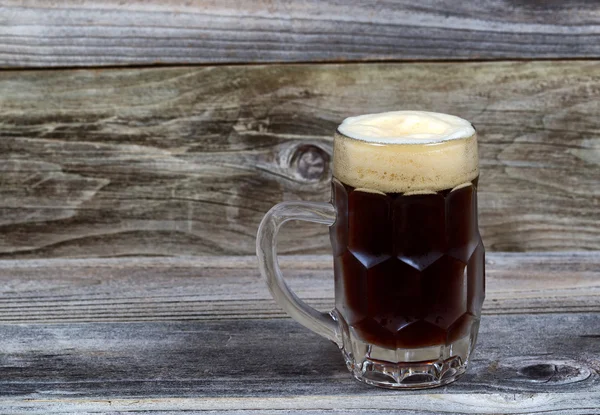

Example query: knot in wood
[517,362,590,385]
[292,145,329,182]
[519,363,557,381]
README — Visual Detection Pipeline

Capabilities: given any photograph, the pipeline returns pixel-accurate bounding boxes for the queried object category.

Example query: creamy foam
[334,111,478,193]
[338,111,475,144]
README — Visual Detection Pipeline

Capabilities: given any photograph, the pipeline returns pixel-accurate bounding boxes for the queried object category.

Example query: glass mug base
[336,311,479,389]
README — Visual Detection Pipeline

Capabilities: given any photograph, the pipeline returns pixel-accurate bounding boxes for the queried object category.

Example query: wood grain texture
[0,253,597,323]
[0,254,597,412]
[0,61,599,258]
[3,395,600,415]
[2,0,600,67]
[0,314,597,412]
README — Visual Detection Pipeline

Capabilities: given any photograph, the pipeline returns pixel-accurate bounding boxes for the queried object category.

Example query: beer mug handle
[256,201,340,346]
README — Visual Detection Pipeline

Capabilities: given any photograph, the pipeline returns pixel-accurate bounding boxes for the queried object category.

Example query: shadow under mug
[257,129,485,389]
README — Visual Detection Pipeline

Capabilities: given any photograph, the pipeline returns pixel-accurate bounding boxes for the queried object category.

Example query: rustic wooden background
[0,1,599,413]
[1,61,598,258]
[2,0,600,66]
[0,0,599,257]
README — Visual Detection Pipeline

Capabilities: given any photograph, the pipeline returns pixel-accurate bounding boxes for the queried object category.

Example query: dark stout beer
[332,111,485,351]
[331,179,484,349]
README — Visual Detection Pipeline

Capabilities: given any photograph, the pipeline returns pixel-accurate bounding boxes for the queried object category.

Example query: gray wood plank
[2,0,600,67]
[0,62,599,257]
[0,253,597,323]
[0,253,597,412]
[0,313,597,413]
[3,395,600,415]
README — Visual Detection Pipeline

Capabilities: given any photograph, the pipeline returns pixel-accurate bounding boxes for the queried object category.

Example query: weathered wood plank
[0,313,597,412]
[0,254,597,412]
[0,253,597,323]
[3,394,600,414]
[4,394,600,415]
[2,0,600,67]
[0,61,598,257]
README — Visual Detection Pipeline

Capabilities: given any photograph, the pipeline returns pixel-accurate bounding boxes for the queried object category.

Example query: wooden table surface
[0,252,597,413]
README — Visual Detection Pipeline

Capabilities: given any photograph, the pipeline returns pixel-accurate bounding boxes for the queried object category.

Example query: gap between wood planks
[2,57,600,72]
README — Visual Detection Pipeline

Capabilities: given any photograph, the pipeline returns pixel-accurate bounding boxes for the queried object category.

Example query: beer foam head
[334,111,479,193]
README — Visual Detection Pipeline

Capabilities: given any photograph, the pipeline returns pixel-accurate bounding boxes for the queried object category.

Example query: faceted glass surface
[330,178,485,350]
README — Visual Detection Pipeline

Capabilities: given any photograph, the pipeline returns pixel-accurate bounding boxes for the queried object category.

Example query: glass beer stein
[257,111,485,389]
